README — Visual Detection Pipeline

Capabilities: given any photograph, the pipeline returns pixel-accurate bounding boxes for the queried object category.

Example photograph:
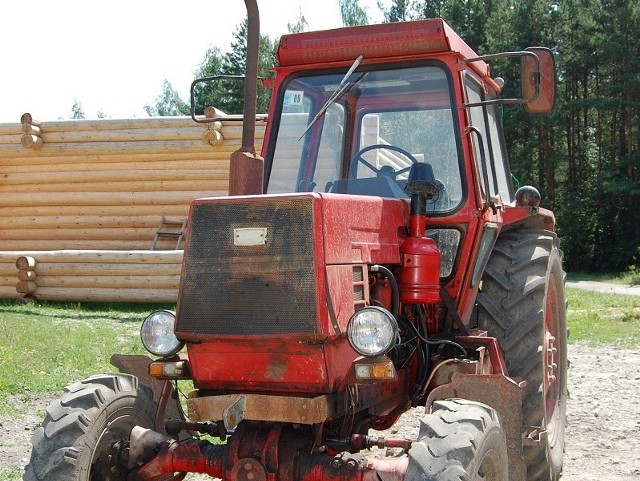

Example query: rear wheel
[23,374,156,481]
[477,229,567,481]
[406,399,508,481]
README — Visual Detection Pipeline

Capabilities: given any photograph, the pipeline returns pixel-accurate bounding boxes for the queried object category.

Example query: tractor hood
[175,192,408,393]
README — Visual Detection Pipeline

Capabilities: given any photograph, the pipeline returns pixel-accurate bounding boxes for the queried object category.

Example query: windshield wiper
[298,55,365,140]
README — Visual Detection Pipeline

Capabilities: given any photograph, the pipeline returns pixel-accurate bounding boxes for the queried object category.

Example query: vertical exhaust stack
[228,0,265,196]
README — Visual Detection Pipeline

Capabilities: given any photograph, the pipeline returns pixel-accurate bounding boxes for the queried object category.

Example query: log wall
[0,114,266,302]
[12,250,183,303]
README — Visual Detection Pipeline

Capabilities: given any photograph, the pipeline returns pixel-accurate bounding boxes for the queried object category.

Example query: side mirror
[522,47,556,114]
[466,48,556,114]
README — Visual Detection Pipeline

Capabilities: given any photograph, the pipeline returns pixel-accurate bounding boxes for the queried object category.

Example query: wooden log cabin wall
[0,112,266,302]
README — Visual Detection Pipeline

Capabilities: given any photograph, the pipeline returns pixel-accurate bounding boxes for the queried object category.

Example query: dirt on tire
[2,344,639,480]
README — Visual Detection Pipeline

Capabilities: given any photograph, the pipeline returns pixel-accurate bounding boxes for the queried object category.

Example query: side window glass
[465,79,497,198]
[269,93,312,193]
[486,103,513,203]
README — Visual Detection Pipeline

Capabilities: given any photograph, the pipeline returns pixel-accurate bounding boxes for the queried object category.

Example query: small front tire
[24,374,157,481]
[406,399,508,481]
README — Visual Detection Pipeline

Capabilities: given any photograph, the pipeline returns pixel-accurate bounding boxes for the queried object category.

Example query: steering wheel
[349,144,420,179]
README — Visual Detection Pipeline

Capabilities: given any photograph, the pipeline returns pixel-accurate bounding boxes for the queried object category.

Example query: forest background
[143,0,640,276]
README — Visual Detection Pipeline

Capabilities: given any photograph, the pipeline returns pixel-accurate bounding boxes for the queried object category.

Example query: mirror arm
[190,75,244,124]
[465,50,542,105]
[465,98,528,108]
[465,50,539,64]
[189,75,266,124]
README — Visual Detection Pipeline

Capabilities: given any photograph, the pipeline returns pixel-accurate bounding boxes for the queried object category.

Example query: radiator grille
[177,197,318,336]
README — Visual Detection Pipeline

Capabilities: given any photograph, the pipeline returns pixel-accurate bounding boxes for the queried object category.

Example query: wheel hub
[91,439,130,481]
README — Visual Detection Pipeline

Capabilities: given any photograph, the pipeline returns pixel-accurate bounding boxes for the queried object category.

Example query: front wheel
[406,399,508,481]
[24,374,157,481]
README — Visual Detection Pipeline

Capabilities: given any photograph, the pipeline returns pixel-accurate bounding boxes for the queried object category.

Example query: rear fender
[502,205,556,232]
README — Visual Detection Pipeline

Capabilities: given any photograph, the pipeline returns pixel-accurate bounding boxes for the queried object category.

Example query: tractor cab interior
[266,62,463,214]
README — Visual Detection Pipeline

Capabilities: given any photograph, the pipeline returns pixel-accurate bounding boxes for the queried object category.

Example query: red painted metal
[134,425,410,481]
[228,150,264,195]
[277,19,481,73]
[135,438,224,480]
[182,193,409,394]
[502,204,556,232]
[397,210,441,304]
[319,193,408,266]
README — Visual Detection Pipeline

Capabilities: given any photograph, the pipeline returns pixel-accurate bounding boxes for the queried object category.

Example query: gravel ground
[2,343,639,479]
[375,343,640,480]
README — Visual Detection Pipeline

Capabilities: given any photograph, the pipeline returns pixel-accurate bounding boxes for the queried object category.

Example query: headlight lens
[140,310,184,357]
[347,307,398,357]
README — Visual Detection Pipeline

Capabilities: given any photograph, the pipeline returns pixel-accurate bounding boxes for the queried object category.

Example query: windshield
[267,63,463,213]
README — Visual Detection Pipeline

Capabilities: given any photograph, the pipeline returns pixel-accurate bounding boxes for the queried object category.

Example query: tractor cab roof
[277,19,487,76]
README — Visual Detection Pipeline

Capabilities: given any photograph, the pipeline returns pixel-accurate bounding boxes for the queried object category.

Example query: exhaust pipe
[241,0,259,154]
[228,0,265,196]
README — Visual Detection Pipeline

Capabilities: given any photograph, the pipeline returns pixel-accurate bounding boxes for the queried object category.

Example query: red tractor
[24,2,567,480]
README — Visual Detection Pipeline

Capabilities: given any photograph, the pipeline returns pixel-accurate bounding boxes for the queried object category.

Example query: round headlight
[347,307,398,357]
[140,310,184,357]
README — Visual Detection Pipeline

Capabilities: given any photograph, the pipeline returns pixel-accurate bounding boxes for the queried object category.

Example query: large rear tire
[477,229,567,481]
[406,399,508,481]
[23,374,157,481]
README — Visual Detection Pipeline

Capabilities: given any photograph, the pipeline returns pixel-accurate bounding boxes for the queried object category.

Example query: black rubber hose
[406,315,468,358]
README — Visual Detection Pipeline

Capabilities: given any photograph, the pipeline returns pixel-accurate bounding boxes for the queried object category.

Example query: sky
[0,0,387,123]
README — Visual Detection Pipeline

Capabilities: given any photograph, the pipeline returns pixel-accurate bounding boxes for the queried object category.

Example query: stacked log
[0,114,266,251]
[20,113,43,150]
[0,252,20,300]
[12,250,183,303]
[0,113,266,302]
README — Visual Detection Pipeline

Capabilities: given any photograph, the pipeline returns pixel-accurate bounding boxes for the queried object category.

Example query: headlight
[140,310,184,357]
[347,307,398,357]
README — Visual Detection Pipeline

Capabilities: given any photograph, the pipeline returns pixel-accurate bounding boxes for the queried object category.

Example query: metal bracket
[223,395,247,430]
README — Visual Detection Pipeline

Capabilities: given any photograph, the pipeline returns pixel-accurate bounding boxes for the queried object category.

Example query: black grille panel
[177,196,318,336]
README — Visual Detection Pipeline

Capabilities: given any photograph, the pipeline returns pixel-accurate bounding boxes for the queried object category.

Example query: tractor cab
[263,19,553,212]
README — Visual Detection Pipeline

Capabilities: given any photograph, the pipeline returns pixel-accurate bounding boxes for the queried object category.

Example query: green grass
[568,270,640,285]
[0,288,638,418]
[566,287,640,347]
[0,300,173,416]
[0,468,22,480]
